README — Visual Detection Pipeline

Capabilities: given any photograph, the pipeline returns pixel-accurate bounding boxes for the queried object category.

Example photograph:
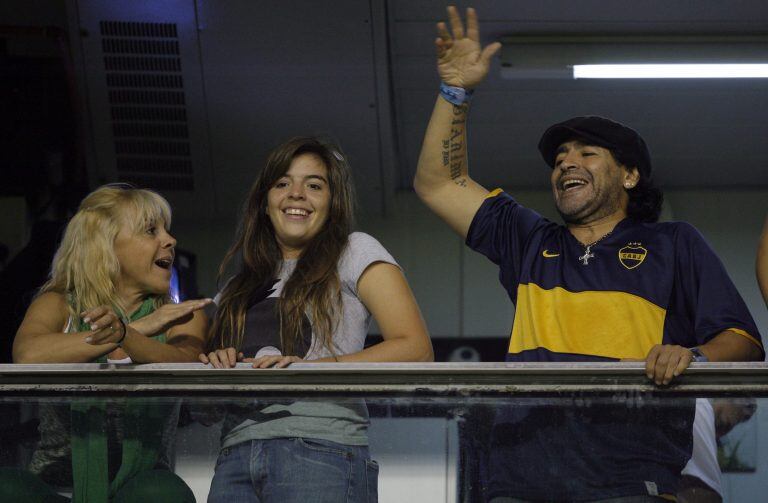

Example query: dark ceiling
[390,0,768,191]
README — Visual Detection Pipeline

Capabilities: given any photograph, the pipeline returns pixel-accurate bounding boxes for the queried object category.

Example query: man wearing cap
[414,6,763,502]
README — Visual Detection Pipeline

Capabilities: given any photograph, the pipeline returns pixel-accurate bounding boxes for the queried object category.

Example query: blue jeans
[207,438,378,503]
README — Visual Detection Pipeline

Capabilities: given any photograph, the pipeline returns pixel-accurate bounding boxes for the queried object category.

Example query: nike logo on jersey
[542,250,560,258]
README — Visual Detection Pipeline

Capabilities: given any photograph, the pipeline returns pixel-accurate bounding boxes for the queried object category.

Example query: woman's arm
[13,292,118,363]
[341,262,433,362]
[249,262,433,368]
[121,308,209,363]
[14,292,209,363]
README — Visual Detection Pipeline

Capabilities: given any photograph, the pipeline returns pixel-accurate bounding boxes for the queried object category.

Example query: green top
[70,298,170,503]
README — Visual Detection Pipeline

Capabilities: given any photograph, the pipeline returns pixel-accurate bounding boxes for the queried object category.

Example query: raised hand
[82,305,126,346]
[130,298,212,338]
[200,347,243,368]
[436,6,501,89]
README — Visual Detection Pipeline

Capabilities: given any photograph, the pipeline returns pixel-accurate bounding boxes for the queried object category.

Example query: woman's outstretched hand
[130,298,212,338]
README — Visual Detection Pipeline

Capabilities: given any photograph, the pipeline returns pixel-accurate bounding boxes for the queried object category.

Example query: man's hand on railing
[642,344,695,386]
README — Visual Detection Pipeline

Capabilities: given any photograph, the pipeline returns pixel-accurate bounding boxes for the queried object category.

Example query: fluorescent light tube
[573,64,768,79]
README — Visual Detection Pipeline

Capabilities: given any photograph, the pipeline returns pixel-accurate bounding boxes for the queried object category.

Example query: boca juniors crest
[618,242,647,270]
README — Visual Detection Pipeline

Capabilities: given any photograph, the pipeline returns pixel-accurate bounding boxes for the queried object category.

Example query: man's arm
[645,331,762,386]
[414,6,500,239]
[757,215,768,308]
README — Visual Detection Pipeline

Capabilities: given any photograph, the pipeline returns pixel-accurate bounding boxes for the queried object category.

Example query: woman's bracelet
[115,318,128,347]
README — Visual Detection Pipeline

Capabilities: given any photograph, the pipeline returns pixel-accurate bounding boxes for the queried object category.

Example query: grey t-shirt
[220,232,398,447]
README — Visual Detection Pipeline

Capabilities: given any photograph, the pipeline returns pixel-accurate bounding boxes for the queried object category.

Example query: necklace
[578,231,613,266]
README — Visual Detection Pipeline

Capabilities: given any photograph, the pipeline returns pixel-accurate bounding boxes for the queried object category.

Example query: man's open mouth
[561,179,588,191]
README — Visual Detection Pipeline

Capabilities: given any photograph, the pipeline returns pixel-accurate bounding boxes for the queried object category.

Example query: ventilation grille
[101,20,193,191]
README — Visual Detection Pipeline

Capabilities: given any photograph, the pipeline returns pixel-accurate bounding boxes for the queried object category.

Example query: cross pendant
[579,245,594,265]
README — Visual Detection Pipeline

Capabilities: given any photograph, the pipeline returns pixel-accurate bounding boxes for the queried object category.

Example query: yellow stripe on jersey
[485,188,503,199]
[510,283,666,360]
[727,327,763,349]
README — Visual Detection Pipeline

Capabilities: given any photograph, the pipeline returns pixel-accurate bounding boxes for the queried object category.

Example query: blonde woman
[14,184,209,365]
[3,185,209,502]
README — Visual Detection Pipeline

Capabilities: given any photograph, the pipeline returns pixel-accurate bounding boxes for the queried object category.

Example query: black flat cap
[538,116,652,177]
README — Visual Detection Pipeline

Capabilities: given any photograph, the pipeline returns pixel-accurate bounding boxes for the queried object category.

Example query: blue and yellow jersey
[467,190,763,362]
[466,190,763,501]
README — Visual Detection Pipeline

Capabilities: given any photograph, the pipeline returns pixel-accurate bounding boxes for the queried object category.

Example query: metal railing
[2,362,768,395]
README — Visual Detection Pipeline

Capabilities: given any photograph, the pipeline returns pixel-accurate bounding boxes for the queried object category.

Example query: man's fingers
[480,42,502,65]
[447,6,464,39]
[653,350,673,385]
[645,345,661,379]
[661,357,679,385]
[435,37,453,59]
[673,350,693,378]
[436,21,451,42]
[651,347,692,385]
[465,7,479,41]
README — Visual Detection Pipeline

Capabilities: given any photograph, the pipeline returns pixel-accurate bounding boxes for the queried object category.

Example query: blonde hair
[40,184,172,319]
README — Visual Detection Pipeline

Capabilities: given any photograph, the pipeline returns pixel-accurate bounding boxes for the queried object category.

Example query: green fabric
[0,467,194,503]
[70,298,171,503]
[0,467,70,503]
[112,469,195,503]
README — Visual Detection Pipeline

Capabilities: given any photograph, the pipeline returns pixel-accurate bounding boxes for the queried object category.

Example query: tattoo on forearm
[442,140,449,167]
[449,104,468,186]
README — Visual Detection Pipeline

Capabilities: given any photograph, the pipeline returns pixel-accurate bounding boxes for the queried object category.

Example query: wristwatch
[689,346,709,363]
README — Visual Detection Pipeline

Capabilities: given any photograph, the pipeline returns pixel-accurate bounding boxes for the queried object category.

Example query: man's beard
[556,188,624,225]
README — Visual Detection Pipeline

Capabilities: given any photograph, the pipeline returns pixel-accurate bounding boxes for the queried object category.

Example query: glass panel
[1,364,766,502]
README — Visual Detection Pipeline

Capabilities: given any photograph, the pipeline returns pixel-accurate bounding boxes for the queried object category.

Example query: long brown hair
[209,136,355,356]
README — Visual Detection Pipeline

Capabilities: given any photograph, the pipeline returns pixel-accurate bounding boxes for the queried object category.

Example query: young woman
[201,136,433,502]
[4,185,210,502]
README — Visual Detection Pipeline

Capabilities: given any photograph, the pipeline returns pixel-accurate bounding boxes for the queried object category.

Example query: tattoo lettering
[442,139,449,166]
[449,104,467,184]
[450,159,462,181]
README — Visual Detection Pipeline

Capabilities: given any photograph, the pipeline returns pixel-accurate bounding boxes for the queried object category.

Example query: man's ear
[623,167,640,189]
